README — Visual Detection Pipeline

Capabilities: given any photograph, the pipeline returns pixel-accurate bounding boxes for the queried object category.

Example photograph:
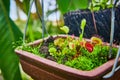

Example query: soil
[39,36,68,62]
[39,36,56,61]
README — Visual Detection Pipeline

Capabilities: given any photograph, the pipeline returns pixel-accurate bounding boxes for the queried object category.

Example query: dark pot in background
[64,5,120,44]
[15,35,120,80]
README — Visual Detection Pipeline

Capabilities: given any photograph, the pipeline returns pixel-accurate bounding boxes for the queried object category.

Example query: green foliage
[56,0,89,14]
[15,0,30,14]
[65,45,117,71]
[65,56,94,70]
[0,0,22,80]
[20,44,45,57]
[23,0,30,14]
[89,0,113,11]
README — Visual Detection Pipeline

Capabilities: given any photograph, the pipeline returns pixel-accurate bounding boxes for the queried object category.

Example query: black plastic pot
[64,5,120,44]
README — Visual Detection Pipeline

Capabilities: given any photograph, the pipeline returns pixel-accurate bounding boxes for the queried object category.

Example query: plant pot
[15,35,120,80]
[64,5,120,44]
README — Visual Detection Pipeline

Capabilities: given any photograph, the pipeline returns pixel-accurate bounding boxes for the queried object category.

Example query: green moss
[65,56,94,70]
[65,45,118,71]
[19,44,45,57]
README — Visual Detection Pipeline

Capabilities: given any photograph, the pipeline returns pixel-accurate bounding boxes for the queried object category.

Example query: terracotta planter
[15,35,120,80]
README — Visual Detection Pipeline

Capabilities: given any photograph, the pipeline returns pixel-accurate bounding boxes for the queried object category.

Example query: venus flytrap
[60,25,71,48]
[49,47,62,63]
[60,26,69,34]
[60,26,76,51]
[49,47,57,56]
[79,19,86,41]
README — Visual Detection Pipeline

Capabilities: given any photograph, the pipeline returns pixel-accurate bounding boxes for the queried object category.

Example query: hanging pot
[15,35,120,80]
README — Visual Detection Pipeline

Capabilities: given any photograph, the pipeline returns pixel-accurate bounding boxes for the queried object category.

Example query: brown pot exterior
[15,35,120,80]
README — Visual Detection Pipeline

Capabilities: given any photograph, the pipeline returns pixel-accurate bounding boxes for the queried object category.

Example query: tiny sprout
[60,26,69,34]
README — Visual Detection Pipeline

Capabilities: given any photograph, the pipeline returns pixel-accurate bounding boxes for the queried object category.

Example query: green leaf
[23,0,30,14]
[15,0,30,14]
[0,0,22,80]
[56,0,89,14]
[72,0,88,9]
[56,0,70,14]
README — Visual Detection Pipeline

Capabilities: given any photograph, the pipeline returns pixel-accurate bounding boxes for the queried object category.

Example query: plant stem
[35,0,42,22]
[23,0,34,44]
[91,11,98,34]
[109,0,118,59]
[91,1,98,34]
[80,29,84,41]
[41,0,49,38]
[41,0,45,38]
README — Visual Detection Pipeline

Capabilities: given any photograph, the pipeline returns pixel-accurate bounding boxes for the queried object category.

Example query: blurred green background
[0,0,113,80]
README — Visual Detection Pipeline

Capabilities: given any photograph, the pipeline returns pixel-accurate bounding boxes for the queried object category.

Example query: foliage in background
[89,0,113,11]
[14,0,89,42]
[15,0,30,14]
[0,0,22,80]
[56,0,89,14]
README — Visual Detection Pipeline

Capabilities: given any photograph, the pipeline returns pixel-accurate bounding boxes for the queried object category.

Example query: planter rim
[15,35,120,78]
